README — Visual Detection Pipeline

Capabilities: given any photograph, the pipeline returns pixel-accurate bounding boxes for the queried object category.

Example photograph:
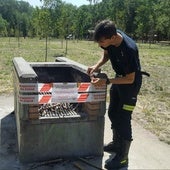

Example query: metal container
[13,57,107,163]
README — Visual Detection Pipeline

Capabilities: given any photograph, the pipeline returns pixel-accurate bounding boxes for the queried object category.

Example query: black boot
[104,129,121,153]
[105,139,131,169]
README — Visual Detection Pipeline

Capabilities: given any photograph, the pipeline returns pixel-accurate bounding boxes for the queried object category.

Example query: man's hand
[87,65,97,76]
[91,77,106,86]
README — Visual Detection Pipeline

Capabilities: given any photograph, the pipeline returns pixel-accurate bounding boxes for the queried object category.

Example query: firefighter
[87,20,143,169]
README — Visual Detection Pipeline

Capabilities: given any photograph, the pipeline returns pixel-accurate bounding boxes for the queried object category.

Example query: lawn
[0,37,170,144]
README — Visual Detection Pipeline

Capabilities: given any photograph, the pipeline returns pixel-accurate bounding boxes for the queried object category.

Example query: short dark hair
[93,20,117,42]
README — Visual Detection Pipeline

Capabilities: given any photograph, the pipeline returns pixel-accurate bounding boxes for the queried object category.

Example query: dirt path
[0,94,170,170]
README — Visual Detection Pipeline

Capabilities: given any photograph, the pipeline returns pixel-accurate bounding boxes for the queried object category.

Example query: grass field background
[0,37,169,144]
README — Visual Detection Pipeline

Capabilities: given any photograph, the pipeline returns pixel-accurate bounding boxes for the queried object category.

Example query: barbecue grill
[13,57,107,163]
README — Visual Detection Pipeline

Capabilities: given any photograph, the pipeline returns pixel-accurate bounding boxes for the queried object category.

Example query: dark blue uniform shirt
[101,30,141,77]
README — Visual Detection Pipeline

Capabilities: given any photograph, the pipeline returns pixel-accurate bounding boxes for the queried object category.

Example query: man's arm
[87,50,109,75]
[91,72,135,86]
[109,72,135,84]
[95,50,109,68]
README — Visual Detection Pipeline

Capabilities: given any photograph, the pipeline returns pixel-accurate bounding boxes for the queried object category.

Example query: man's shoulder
[118,31,137,50]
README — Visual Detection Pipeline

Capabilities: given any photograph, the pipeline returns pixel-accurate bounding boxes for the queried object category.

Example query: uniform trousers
[108,76,142,141]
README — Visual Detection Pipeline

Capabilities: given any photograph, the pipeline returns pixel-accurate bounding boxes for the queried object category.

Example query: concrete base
[18,118,104,163]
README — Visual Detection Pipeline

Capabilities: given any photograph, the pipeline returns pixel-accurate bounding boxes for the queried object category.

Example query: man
[87,20,143,169]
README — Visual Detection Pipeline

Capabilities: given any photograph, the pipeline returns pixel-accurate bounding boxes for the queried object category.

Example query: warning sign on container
[18,82,106,104]
[52,83,77,93]
[19,83,38,92]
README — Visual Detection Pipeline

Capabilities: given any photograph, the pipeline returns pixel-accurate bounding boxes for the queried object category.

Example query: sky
[22,0,90,7]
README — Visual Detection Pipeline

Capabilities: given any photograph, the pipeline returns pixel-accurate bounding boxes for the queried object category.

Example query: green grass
[0,37,170,144]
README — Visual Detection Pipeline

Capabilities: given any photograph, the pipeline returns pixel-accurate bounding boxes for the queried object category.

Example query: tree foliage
[0,0,169,40]
[0,14,8,36]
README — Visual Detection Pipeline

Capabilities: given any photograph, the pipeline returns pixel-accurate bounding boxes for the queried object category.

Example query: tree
[0,15,8,36]
[135,0,152,40]
[57,3,77,39]
[0,0,33,37]
[123,0,139,36]
[76,5,93,39]
[0,0,169,40]
[86,0,101,5]
[155,0,170,40]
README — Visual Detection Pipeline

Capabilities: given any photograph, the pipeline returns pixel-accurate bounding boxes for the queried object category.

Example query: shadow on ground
[0,112,128,170]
